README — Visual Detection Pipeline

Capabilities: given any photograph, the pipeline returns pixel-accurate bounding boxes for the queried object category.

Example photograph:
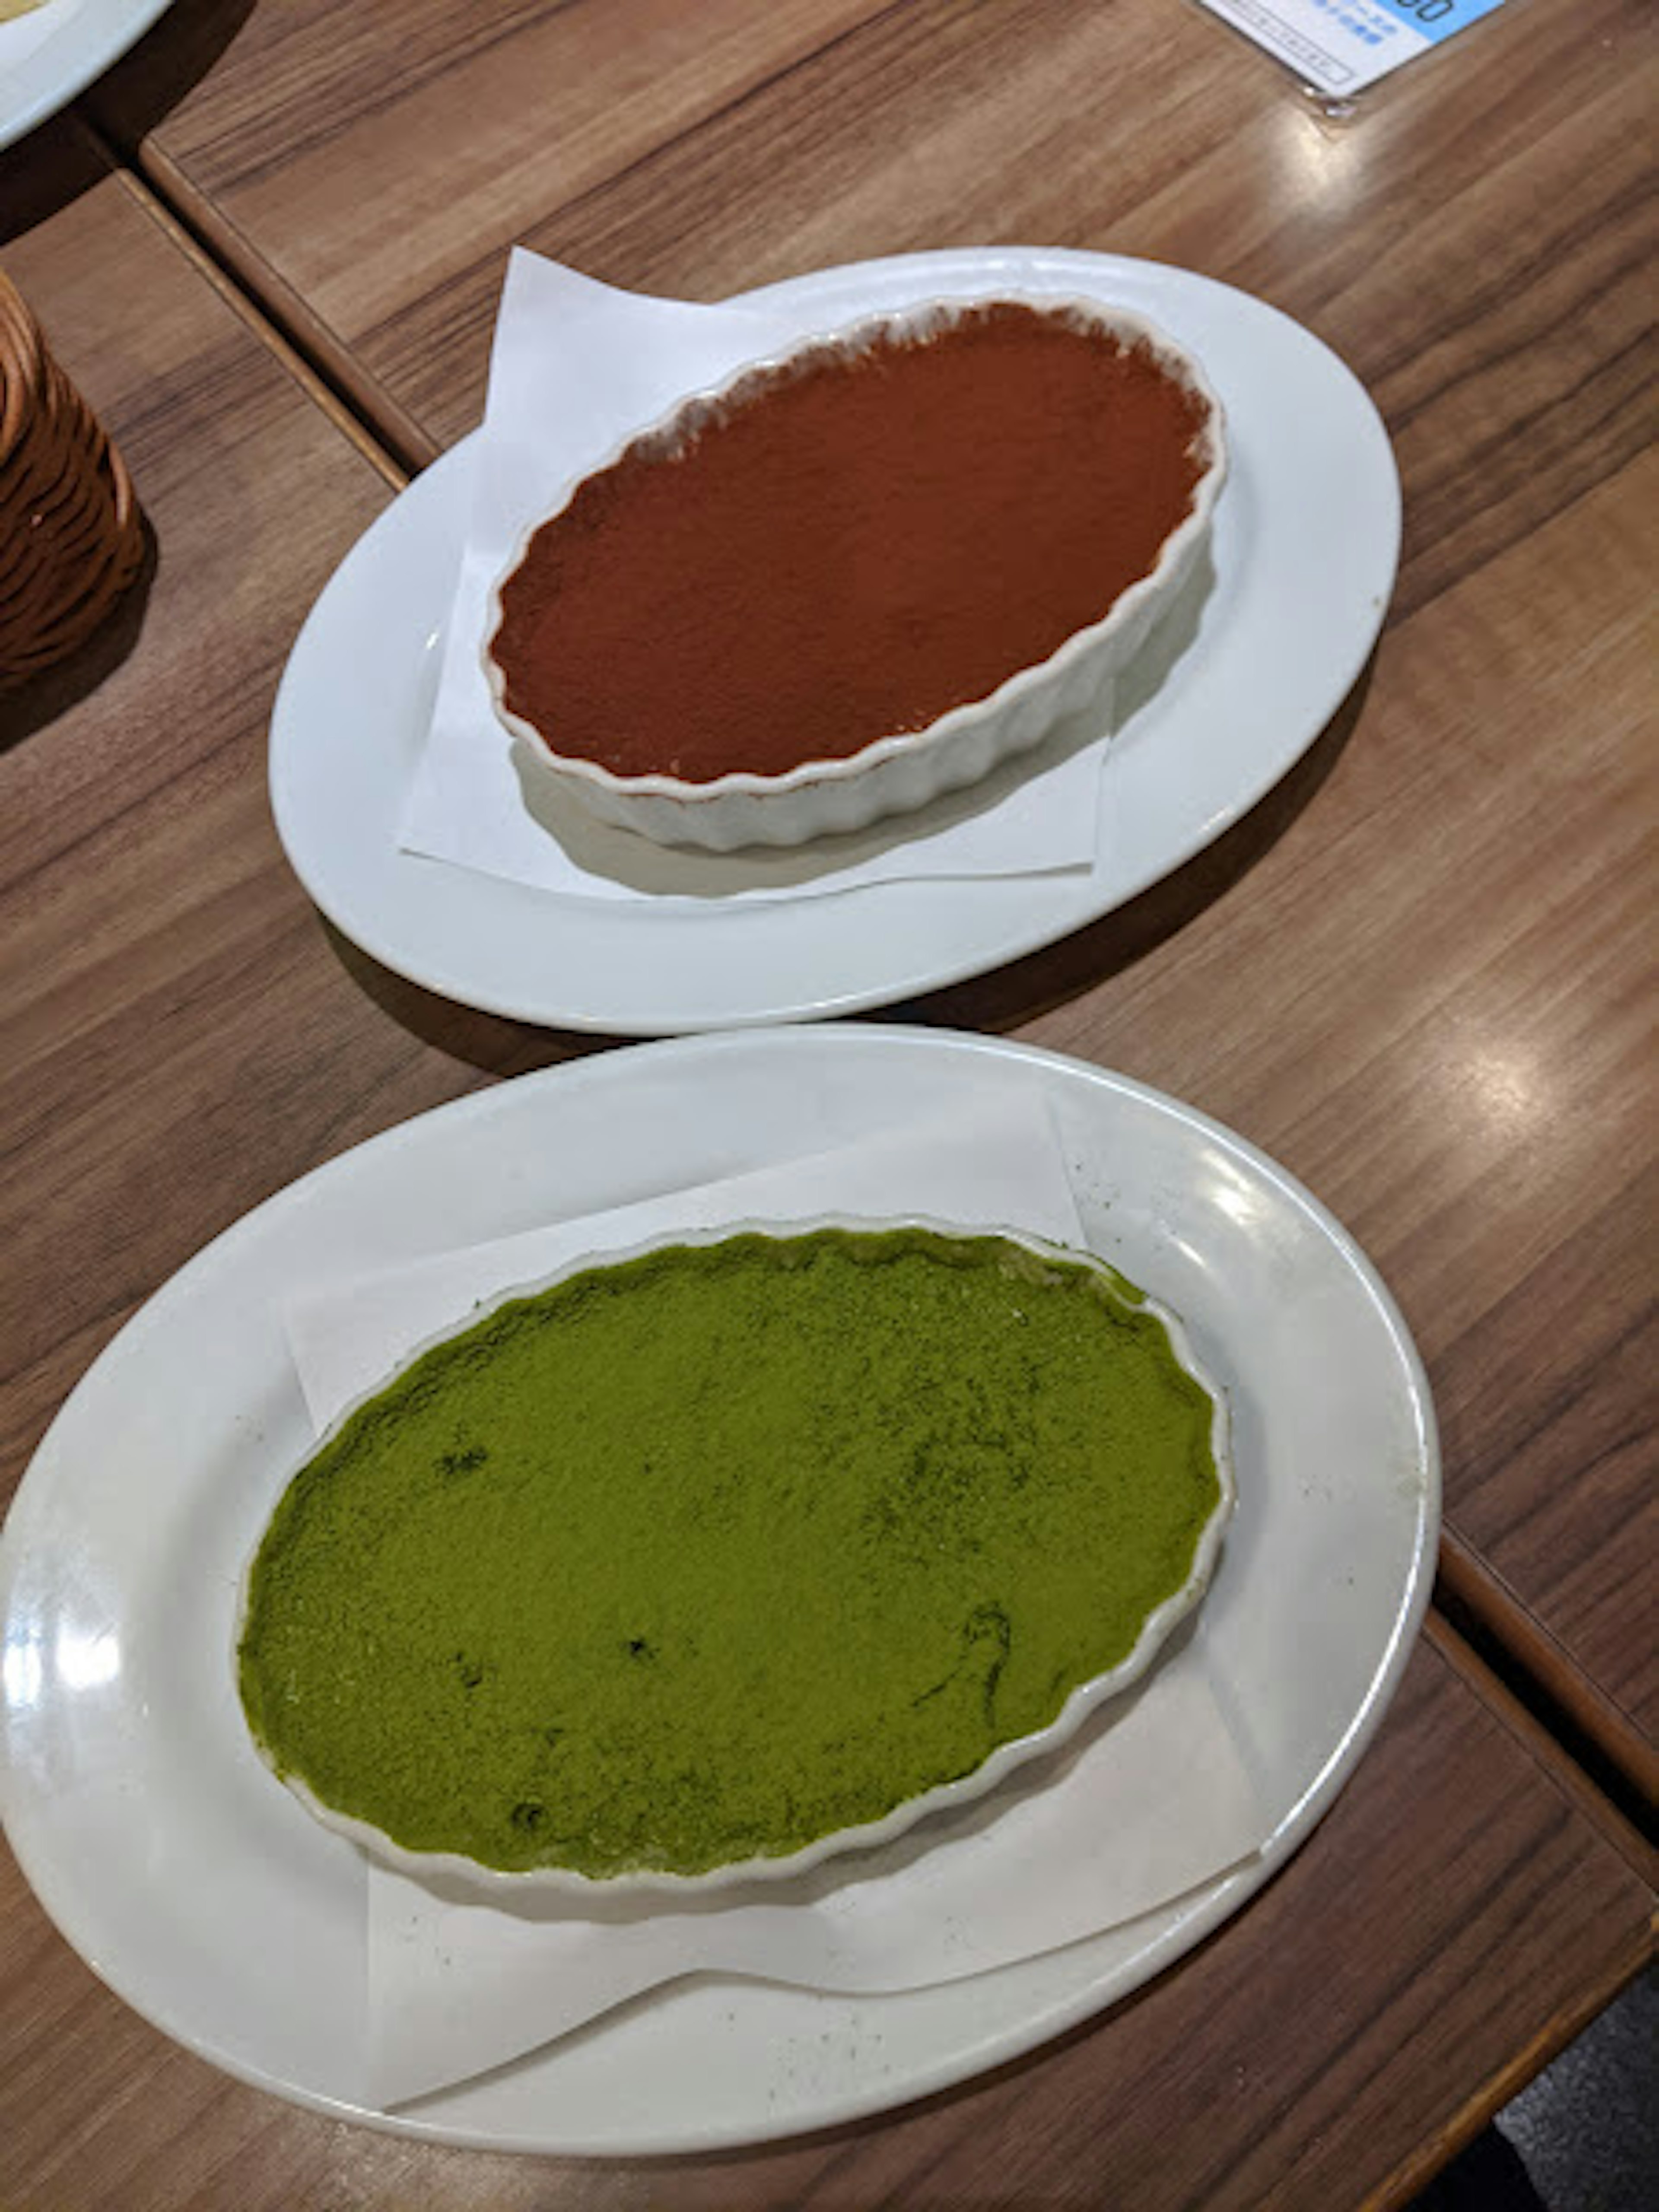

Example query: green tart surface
[238,1227,1224,1878]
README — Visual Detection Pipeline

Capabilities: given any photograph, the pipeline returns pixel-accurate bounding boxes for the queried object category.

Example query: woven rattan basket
[1,268,145,690]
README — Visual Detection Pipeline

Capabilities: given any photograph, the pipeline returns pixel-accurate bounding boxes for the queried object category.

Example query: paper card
[398,249,1110,906]
[280,1093,1268,2109]
[1195,0,1510,97]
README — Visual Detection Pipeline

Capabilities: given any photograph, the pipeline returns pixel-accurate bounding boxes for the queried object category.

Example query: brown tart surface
[489,302,1214,785]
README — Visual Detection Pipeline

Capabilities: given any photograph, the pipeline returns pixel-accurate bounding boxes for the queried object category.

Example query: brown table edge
[1435,1530,1657,1853]
[1361,1605,1657,2206]
[1423,1598,1656,1874]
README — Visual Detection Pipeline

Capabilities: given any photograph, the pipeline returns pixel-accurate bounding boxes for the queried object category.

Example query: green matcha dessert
[238,1224,1228,1883]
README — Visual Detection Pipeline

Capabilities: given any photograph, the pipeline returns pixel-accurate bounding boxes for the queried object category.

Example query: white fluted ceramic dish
[236,1213,1234,1898]
[482,296,1225,851]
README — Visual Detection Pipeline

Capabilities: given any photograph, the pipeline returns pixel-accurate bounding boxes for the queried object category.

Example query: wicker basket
[1,268,146,690]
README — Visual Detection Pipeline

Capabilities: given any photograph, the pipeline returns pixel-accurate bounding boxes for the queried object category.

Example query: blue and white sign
[1196,0,1510,95]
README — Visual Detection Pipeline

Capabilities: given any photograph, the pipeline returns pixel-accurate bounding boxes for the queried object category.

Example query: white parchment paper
[398,249,1114,905]
[282,1093,1266,2107]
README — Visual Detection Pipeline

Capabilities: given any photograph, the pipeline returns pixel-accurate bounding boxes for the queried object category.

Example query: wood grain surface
[1000,431,1659,1755]
[93,0,1656,514]
[87,0,1659,1749]
[0,1624,1649,2212]
[0,130,583,1494]
[1,4,1656,2204]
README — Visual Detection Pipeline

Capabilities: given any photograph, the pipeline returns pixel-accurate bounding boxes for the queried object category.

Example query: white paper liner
[280,1092,1268,2107]
[399,249,1114,904]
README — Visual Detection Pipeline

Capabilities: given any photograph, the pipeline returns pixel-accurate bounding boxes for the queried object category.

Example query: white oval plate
[270,249,1400,1033]
[0,0,174,153]
[0,1027,1436,2155]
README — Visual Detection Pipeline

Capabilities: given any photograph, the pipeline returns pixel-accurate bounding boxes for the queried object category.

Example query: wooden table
[3,2,1653,2203]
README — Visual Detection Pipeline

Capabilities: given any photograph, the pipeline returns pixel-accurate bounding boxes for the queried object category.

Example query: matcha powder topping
[237,1228,1224,1877]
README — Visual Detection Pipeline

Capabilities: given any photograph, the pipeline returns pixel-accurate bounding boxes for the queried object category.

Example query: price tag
[1194,0,1510,97]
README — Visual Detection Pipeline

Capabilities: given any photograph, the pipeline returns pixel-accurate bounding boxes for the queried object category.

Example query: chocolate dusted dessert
[489,301,1217,786]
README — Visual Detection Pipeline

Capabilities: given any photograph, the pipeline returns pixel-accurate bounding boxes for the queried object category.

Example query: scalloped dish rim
[479,293,1228,850]
[236,1213,1236,1900]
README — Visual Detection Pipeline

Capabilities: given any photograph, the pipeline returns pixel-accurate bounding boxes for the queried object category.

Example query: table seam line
[72,114,422,492]
[1423,1603,1658,1884]
[1435,1523,1658,1831]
